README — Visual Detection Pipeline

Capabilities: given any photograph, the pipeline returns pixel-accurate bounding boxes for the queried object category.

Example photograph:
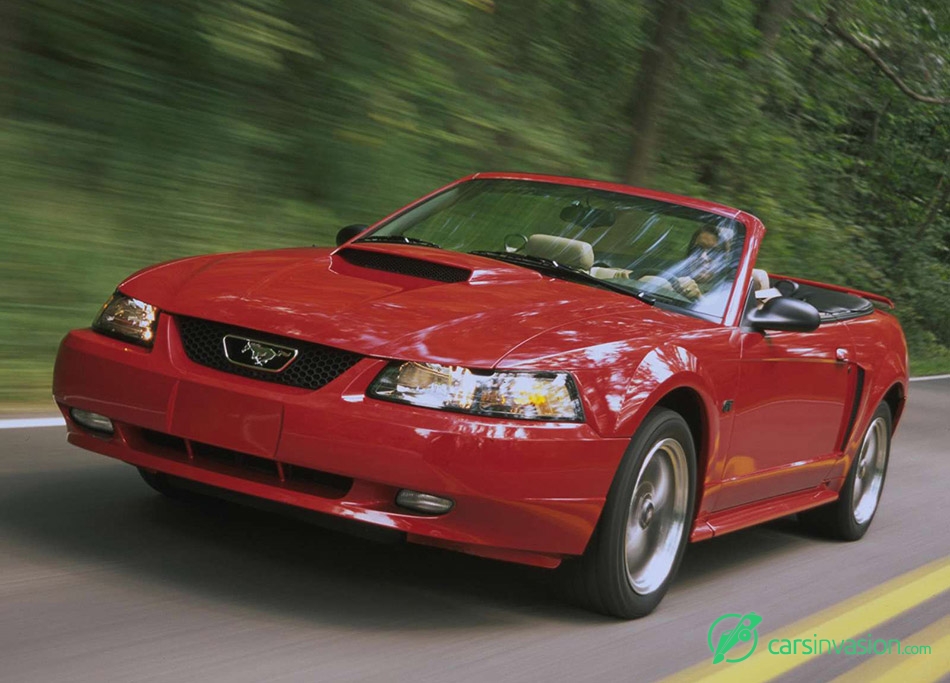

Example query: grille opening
[283,463,353,494]
[176,316,363,391]
[337,248,471,283]
[192,441,281,479]
[133,427,352,499]
[140,429,188,457]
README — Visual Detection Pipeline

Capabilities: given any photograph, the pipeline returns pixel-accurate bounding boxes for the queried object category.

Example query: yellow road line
[658,555,950,683]
[831,614,950,683]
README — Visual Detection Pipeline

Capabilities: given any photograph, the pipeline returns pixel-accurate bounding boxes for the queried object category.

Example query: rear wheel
[799,402,892,540]
[561,408,696,618]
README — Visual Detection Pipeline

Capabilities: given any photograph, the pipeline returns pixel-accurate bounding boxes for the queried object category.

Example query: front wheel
[799,401,892,540]
[561,408,696,618]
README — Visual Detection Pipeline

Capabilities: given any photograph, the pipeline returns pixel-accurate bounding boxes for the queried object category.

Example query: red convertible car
[53,173,908,618]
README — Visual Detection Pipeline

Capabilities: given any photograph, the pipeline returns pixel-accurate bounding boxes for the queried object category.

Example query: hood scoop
[335,247,471,283]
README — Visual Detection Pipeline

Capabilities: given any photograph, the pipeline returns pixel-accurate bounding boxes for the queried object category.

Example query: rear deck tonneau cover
[771,274,895,309]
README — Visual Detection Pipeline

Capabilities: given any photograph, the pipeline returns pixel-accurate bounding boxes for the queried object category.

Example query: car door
[715,320,855,510]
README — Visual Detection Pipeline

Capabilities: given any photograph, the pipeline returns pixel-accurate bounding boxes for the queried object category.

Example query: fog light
[395,489,454,515]
[70,408,114,434]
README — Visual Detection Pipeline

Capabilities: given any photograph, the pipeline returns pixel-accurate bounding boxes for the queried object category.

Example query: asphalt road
[1,380,948,683]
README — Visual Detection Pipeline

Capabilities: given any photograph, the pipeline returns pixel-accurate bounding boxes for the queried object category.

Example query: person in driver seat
[634,225,727,300]
[684,225,725,286]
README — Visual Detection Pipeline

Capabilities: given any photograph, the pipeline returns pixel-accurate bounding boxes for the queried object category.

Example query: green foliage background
[2,0,949,404]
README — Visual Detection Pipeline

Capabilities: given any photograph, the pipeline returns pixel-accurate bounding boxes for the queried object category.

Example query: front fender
[573,341,736,525]
[624,346,718,436]
[572,344,722,438]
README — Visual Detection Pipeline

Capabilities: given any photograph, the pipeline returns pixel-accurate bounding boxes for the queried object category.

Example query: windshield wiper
[468,250,656,305]
[357,235,442,249]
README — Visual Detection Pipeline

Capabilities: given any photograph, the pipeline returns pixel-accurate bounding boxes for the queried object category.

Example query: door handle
[835,348,849,362]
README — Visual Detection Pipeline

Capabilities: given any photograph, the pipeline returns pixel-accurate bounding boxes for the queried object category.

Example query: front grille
[177,316,362,390]
[338,247,471,283]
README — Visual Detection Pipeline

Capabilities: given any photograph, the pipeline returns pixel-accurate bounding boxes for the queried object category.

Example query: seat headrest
[524,234,594,271]
[751,268,770,292]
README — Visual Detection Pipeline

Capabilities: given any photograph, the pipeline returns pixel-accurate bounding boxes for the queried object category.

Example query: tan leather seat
[751,268,770,292]
[751,268,782,305]
[524,234,595,271]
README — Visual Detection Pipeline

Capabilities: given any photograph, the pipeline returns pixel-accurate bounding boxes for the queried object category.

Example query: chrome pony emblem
[222,334,299,372]
[242,340,292,366]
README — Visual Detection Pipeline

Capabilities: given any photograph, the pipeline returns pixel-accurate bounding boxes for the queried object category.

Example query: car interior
[521,233,874,322]
[522,234,656,281]
[748,267,874,322]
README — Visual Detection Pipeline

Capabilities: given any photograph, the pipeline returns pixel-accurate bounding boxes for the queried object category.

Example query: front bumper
[53,316,628,568]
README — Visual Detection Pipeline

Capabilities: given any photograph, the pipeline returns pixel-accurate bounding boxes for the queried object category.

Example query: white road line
[909,374,950,382]
[0,417,66,430]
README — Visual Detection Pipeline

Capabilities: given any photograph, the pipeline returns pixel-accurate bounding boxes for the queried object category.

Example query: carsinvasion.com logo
[708,612,763,664]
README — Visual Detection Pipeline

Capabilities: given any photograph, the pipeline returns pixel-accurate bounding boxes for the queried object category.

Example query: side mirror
[747,297,820,333]
[336,224,368,246]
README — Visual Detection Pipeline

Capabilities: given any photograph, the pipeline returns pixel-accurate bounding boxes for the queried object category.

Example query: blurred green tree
[1,0,949,404]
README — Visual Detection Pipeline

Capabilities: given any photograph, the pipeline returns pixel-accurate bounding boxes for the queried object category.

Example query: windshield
[360,179,745,321]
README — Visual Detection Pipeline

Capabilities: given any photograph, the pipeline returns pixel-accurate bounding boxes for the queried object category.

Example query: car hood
[120,245,686,368]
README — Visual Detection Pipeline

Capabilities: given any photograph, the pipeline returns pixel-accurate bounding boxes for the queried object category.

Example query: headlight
[367,361,584,422]
[92,292,159,346]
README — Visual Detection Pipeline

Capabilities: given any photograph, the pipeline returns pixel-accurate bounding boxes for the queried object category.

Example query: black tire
[560,408,697,618]
[799,402,892,541]
[138,467,189,501]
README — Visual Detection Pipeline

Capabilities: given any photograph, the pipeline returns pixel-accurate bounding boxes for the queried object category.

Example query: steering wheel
[634,269,700,300]
[504,233,528,253]
[773,279,799,297]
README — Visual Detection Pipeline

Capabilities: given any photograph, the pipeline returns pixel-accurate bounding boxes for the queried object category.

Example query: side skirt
[689,485,839,541]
